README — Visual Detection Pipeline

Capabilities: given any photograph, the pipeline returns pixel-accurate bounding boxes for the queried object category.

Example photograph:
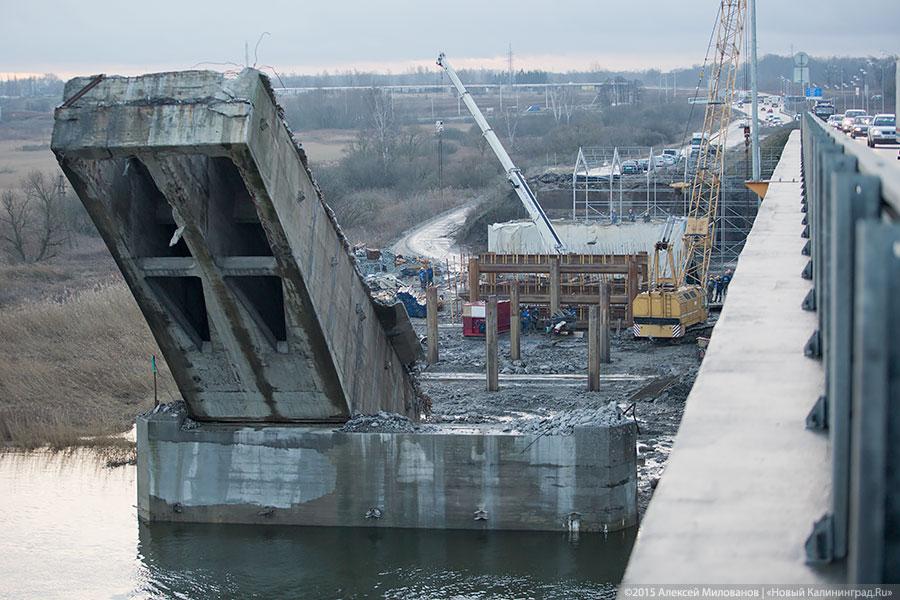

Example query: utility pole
[436,120,444,205]
[749,0,761,182]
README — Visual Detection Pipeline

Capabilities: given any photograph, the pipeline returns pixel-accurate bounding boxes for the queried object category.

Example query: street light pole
[749,0,761,181]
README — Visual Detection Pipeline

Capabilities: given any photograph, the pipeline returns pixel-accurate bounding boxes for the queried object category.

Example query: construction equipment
[632,0,746,339]
[436,52,566,254]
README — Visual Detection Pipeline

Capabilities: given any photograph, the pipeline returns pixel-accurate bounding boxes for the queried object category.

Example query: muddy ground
[407,310,714,514]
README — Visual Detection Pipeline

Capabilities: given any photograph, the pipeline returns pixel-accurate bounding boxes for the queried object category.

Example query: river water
[0,450,635,599]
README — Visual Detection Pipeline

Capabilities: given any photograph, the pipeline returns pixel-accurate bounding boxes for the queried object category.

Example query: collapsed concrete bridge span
[51,68,423,423]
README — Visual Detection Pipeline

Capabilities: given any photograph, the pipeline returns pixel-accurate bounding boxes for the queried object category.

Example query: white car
[841,109,867,133]
[827,115,843,129]
[867,114,896,147]
[653,155,676,167]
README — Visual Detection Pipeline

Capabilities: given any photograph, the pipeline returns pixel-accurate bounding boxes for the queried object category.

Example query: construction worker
[418,267,428,291]
[627,208,636,222]
[521,307,531,334]
[706,275,716,304]
[721,269,733,300]
[713,275,723,303]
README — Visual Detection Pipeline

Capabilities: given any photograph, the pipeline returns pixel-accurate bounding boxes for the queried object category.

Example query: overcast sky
[1,0,898,78]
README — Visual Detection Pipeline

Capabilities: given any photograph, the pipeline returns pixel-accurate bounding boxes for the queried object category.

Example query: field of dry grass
[297,129,354,164]
[0,138,57,192]
[0,283,176,447]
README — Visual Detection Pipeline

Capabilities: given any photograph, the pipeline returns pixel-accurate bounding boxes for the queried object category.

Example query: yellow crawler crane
[632,0,746,339]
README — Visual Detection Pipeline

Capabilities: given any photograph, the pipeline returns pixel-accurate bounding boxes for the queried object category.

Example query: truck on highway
[813,101,835,120]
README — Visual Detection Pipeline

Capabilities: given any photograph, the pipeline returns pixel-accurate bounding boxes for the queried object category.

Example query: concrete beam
[52,69,423,422]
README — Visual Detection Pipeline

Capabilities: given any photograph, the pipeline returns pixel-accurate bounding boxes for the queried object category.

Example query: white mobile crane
[437,52,566,254]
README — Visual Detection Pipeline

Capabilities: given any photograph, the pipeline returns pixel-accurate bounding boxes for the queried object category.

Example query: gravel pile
[338,411,432,434]
[507,401,629,436]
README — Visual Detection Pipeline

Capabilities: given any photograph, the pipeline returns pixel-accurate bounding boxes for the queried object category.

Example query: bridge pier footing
[136,406,638,532]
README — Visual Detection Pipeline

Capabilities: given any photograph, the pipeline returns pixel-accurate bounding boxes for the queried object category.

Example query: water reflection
[136,523,634,599]
[0,451,635,599]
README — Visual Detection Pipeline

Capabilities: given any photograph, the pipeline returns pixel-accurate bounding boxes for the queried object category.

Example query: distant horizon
[1,51,894,83]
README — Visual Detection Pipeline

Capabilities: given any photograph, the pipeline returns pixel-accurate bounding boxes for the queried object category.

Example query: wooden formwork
[463,252,648,325]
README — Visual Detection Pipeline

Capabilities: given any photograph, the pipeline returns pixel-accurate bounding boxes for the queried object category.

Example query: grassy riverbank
[0,282,175,448]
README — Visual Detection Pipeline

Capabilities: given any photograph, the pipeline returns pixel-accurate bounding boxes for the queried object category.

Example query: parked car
[867,114,896,147]
[849,116,872,138]
[621,160,640,175]
[827,115,843,129]
[662,148,680,160]
[841,109,867,133]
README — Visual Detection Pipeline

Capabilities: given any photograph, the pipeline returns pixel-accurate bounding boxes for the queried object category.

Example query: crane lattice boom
[680,0,746,287]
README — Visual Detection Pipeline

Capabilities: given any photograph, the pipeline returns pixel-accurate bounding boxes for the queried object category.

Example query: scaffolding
[570,143,786,270]
[572,146,687,222]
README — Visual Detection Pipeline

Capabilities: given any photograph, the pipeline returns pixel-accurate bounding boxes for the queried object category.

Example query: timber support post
[426,285,439,365]
[468,257,480,301]
[588,304,601,391]
[550,256,561,314]
[486,295,499,392]
[599,281,611,363]
[509,282,521,361]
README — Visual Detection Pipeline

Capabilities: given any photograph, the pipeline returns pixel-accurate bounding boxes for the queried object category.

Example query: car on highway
[841,109,867,133]
[622,160,641,175]
[867,114,896,147]
[827,115,843,129]
[849,116,872,139]
[662,148,680,161]
[638,158,650,172]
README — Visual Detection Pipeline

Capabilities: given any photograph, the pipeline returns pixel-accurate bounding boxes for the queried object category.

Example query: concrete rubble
[338,411,433,434]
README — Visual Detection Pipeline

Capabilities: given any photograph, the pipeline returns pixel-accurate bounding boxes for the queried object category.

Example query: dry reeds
[0,282,176,446]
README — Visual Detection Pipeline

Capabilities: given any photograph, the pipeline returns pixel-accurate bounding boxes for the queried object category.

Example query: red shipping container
[462,300,511,337]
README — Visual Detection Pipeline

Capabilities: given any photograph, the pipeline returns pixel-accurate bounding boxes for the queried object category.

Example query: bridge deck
[621,131,842,583]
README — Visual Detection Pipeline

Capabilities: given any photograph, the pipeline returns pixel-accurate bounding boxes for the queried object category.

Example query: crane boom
[437,52,566,254]
[679,0,745,288]
[630,0,746,339]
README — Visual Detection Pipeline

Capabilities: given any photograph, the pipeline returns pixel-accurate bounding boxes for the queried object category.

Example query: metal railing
[800,112,899,582]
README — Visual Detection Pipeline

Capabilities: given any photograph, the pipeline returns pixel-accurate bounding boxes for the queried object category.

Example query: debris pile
[356,246,445,318]
[505,401,629,436]
[338,411,434,434]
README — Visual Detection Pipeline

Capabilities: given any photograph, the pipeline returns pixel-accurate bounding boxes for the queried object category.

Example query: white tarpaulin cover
[488,218,687,257]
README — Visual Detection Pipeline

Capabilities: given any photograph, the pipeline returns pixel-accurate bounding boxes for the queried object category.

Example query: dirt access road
[390,202,474,261]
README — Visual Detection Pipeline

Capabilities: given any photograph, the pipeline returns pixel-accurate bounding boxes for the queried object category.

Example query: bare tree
[0,171,66,263]
[0,189,30,262]
[548,85,576,125]
[22,171,65,262]
[503,106,520,146]
[365,89,395,165]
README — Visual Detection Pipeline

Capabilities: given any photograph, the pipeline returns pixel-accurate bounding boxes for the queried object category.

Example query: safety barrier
[800,112,899,582]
